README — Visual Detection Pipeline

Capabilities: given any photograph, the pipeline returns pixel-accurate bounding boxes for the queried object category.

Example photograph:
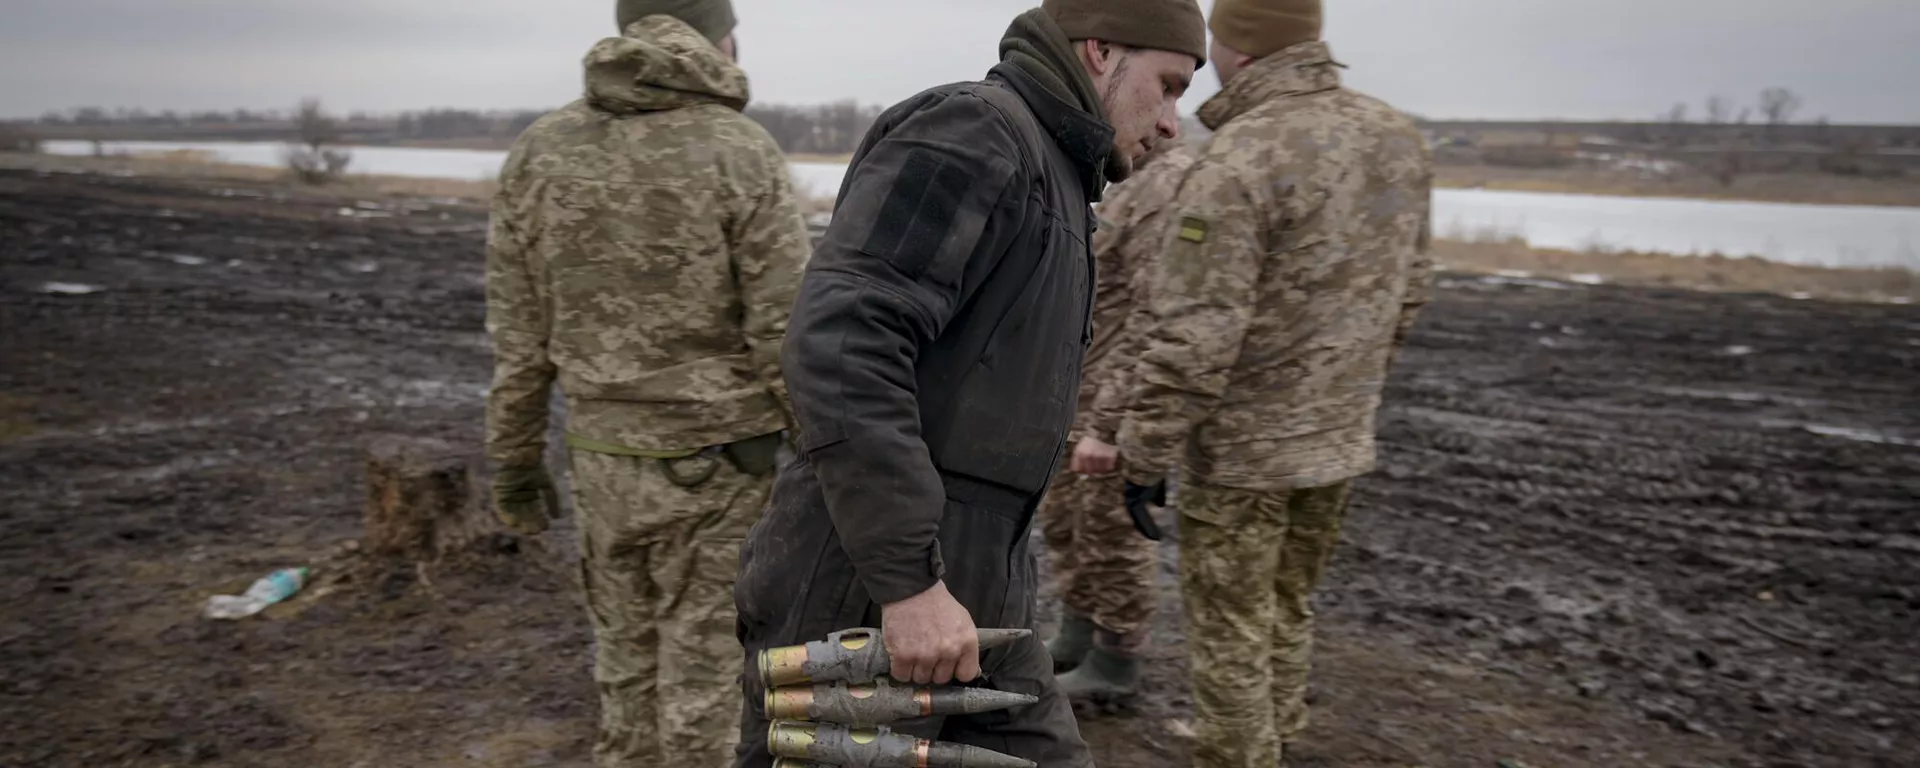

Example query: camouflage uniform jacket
[485,15,810,469]
[1079,143,1198,444]
[1117,42,1434,491]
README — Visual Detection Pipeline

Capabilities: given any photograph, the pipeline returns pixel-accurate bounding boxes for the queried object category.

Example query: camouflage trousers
[570,448,773,768]
[1179,478,1352,768]
[1037,469,1159,649]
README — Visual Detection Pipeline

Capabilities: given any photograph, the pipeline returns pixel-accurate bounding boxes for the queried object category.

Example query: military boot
[1047,615,1095,673]
[1055,646,1142,702]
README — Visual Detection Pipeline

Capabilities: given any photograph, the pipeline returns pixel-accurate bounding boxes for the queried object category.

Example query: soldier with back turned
[484,1,811,765]
[1115,0,1436,765]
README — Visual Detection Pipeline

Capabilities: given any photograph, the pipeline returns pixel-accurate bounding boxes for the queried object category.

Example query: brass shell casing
[767,720,822,756]
[760,643,814,688]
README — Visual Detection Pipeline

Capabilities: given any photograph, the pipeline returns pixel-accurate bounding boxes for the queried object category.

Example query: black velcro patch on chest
[862,148,972,279]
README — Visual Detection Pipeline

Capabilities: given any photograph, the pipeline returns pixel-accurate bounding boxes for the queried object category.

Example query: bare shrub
[284,98,352,184]
[1660,103,1689,148]
[1708,151,1745,187]
[1758,88,1802,143]
[1704,95,1733,126]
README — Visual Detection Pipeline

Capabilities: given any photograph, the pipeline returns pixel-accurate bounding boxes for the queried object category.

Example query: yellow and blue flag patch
[1178,216,1209,243]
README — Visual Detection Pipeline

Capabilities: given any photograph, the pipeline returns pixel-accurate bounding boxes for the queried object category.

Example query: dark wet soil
[2,167,1915,767]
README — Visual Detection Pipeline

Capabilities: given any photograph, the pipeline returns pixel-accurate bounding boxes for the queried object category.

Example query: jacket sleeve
[1394,184,1436,350]
[1084,201,1176,444]
[729,146,813,425]
[782,92,1024,606]
[484,193,556,470]
[1116,159,1261,482]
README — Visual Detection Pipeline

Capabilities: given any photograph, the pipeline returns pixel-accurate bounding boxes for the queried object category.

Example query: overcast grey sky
[3,0,1917,122]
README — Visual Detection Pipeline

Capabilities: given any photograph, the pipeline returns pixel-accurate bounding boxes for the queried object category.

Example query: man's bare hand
[880,581,980,684]
[1069,436,1120,475]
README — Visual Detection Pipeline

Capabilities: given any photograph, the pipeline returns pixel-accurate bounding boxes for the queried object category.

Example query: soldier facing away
[732,1,1207,766]
[1039,140,1198,700]
[1114,0,1436,766]
[483,1,811,765]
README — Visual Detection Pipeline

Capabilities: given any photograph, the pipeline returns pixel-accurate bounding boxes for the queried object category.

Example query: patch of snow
[1497,269,1534,279]
[1479,275,1574,291]
[335,207,393,220]
[1650,387,1822,407]
[40,282,104,295]
[1891,297,1913,305]
[1568,273,1607,285]
[1790,292,1813,301]
[347,262,380,274]
[166,253,207,266]
[1803,425,1919,448]
[1722,345,1755,356]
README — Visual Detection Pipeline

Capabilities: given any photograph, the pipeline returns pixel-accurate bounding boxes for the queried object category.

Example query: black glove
[1123,481,1168,541]
[493,466,562,535]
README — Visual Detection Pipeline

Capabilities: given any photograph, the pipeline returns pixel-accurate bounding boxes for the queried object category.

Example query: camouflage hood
[583,14,749,115]
[1197,41,1341,130]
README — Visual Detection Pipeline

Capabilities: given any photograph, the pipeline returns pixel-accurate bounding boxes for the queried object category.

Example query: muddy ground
[1,168,1915,768]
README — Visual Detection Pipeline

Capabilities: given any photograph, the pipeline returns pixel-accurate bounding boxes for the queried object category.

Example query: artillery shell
[759,627,1035,687]
[765,678,1038,726]
[768,721,1036,768]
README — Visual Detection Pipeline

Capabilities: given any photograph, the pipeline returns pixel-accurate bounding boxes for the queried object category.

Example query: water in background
[46,140,1920,270]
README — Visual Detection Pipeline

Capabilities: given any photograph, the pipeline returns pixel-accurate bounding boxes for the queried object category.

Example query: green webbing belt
[565,433,703,460]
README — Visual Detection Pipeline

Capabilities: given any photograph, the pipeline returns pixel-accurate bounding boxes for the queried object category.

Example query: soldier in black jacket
[732,2,1207,766]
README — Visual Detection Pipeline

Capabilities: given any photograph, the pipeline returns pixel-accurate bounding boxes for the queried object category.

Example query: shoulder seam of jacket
[807,266,940,332]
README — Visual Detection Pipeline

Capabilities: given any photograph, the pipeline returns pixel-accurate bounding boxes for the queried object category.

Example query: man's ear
[1080,38,1114,76]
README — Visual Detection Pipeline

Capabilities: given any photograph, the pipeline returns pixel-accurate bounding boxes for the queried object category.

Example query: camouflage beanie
[1209,0,1323,59]
[616,0,736,44]
[1041,0,1209,68]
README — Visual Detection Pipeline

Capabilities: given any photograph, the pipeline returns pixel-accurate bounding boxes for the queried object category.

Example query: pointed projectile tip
[945,743,1039,768]
[947,686,1040,714]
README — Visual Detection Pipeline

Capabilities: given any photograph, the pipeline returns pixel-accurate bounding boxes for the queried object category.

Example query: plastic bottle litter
[204,567,310,620]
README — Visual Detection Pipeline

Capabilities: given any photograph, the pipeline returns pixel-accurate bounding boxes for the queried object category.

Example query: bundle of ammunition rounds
[757,628,1040,768]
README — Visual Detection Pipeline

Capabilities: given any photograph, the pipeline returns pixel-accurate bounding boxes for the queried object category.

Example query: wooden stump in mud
[362,435,488,560]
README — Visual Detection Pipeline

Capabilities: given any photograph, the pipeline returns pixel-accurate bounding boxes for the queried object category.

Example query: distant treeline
[36,106,290,127]
[28,102,887,155]
[21,93,1920,171]
[742,101,884,156]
